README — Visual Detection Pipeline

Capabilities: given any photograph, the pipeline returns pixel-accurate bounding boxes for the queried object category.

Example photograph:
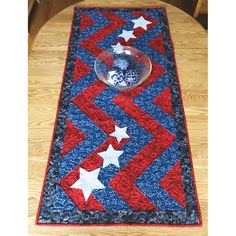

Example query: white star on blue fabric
[118,30,136,42]
[131,16,152,30]
[70,167,105,201]
[98,144,123,168]
[111,42,124,54]
[110,125,130,143]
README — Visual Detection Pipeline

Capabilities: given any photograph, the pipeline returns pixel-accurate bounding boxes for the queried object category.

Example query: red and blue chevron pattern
[36,7,201,225]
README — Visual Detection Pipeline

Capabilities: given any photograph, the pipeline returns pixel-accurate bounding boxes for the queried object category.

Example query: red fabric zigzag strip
[58,12,129,210]
[80,12,126,57]
[110,62,176,210]
[59,80,129,210]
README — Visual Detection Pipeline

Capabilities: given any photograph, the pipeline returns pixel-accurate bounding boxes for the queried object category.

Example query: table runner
[36,7,201,226]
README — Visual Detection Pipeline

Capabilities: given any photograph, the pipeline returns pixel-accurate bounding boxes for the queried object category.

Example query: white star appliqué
[70,167,105,201]
[111,42,124,54]
[131,16,152,30]
[110,125,130,143]
[98,144,123,168]
[118,30,136,42]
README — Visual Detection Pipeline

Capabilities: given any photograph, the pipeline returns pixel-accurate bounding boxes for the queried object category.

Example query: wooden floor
[28,1,208,235]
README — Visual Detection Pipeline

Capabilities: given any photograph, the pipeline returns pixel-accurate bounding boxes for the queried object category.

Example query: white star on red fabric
[110,125,130,143]
[132,16,152,30]
[70,167,105,201]
[98,144,123,168]
[111,42,124,54]
[118,30,136,42]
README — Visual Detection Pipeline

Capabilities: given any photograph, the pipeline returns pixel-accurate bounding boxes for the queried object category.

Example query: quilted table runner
[36,7,201,226]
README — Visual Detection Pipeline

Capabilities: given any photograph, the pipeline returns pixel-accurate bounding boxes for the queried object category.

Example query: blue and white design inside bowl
[94,46,152,90]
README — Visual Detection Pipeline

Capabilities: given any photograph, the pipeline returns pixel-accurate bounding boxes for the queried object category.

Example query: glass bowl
[94,46,152,91]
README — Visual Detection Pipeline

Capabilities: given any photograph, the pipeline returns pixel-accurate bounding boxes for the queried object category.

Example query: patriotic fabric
[36,7,201,225]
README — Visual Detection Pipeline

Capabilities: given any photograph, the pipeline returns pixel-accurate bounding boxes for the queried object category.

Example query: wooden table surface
[28,1,208,235]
